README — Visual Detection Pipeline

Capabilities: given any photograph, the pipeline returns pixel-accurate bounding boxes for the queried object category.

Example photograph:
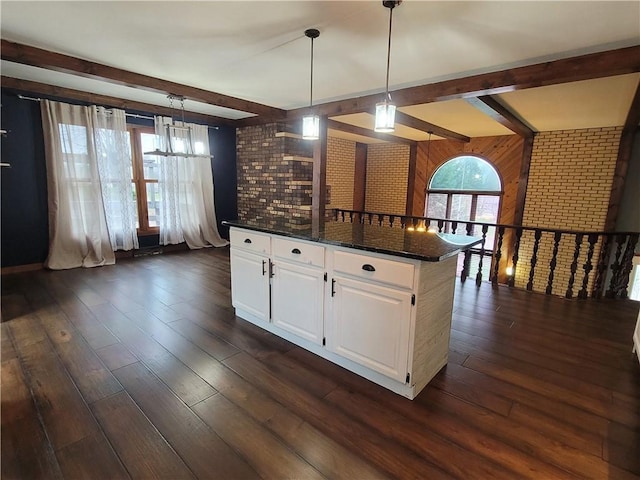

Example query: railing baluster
[606,234,625,298]
[526,229,542,291]
[389,215,395,228]
[451,221,458,235]
[565,233,583,299]
[592,234,612,298]
[508,228,523,287]
[619,233,639,298]
[475,224,489,286]
[460,223,474,283]
[546,231,562,295]
[578,233,598,299]
[491,226,505,287]
[437,219,444,233]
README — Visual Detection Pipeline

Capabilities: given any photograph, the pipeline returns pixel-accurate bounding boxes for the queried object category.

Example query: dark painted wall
[0,89,237,267]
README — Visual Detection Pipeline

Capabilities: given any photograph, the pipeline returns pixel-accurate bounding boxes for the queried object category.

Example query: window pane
[132,183,140,228]
[426,193,447,218]
[450,194,472,221]
[141,133,160,180]
[475,195,500,248]
[146,182,160,227]
[430,155,501,191]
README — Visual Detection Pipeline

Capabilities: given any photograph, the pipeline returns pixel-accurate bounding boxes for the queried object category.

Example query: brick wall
[515,127,622,294]
[236,124,314,229]
[327,137,356,210]
[365,143,410,214]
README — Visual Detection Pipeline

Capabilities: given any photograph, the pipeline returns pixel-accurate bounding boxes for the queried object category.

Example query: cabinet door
[271,261,324,345]
[230,248,270,322]
[328,276,412,382]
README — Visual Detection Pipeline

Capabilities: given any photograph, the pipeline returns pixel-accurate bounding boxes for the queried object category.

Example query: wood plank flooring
[2,247,639,479]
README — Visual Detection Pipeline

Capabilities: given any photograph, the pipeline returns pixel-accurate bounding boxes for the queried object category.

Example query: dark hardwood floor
[2,247,639,479]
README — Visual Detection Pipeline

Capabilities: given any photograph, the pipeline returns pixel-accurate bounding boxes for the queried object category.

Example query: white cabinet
[229,229,271,323]
[230,248,270,322]
[328,276,412,382]
[272,261,324,345]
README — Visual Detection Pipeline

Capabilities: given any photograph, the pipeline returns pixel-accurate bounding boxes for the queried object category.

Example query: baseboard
[1,263,44,275]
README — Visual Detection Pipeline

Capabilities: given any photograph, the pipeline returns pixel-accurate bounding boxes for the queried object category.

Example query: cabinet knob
[244,238,252,244]
[362,264,376,272]
[291,248,301,254]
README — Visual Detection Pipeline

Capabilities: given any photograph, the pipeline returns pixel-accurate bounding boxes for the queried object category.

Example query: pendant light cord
[310,36,315,108]
[385,4,394,101]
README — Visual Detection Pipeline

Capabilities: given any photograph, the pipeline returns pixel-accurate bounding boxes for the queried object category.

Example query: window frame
[425,155,504,242]
[128,125,159,235]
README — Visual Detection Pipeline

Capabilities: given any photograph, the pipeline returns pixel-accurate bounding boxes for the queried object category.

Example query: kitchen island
[223,219,481,399]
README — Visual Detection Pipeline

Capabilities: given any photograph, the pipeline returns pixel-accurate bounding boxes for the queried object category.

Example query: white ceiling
[1,1,639,141]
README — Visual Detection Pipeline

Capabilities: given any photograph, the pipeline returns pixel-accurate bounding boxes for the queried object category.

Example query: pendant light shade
[374,1,401,133]
[375,97,396,133]
[302,114,320,139]
[302,28,320,140]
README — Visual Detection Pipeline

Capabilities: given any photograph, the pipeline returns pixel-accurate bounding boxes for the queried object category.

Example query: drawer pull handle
[362,264,376,272]
[244,238,252,244]
[291,248,301,254]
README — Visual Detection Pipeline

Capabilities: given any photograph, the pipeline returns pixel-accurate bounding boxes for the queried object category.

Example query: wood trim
[1,76,236,126]
[465,95,536,138]
[1,39,284,119]
[353,143,368,211]
[395,111,470,143]
[312,116,328,232]
[405,144,418,216]
[513,135,535,226]
[327,119,416,146]
[287,46,640,119]
[604,81,640,231]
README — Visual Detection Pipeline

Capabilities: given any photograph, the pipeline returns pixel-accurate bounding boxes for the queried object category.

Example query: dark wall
[0,89,237,268]
[1,91,49,267]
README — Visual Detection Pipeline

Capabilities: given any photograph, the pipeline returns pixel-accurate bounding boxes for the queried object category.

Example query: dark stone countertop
[222,218,482,262]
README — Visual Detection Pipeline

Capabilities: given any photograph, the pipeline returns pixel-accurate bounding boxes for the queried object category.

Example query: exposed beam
[288,46,640,119]
[327,119,417,146]
[604,80,640,231]
[466,95,536,138]
[1,76,236,126]
[394,111,470,142]
[1,39,285,120]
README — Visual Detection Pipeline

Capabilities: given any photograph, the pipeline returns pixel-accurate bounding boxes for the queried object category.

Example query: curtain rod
[16,94,220,128]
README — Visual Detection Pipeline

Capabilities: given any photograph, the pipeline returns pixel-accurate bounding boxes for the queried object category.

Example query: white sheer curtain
[42,100,138,270]
[156,117,228,248]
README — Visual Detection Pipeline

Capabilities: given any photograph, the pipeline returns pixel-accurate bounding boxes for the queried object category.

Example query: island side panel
[410,255,458,396]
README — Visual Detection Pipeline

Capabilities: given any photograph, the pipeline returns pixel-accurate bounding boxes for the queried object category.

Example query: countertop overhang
[223,219,482,262]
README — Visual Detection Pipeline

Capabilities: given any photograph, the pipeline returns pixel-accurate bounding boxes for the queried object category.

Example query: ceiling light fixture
[144,94,213,158]
[302,28,321,140]
[375,0,401,133]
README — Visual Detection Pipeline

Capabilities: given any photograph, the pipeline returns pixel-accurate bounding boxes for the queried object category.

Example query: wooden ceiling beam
[327,119,417,146]
[1,39,285,119]
[1,76,237,126]
[466,95,536,138]
[288,46,640,119]
[394,111,470,142]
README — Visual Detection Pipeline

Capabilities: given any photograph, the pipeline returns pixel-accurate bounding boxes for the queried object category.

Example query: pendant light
[375,1,401,133]
[302,28,320,140]
[144,94,213,159]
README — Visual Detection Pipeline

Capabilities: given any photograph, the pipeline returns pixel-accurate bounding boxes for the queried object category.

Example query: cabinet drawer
[333,250,415,290]
[229,228,271,255]
[273,237,324,267]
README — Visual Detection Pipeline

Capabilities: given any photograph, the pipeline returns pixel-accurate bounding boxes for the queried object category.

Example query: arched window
[425,155,502,241]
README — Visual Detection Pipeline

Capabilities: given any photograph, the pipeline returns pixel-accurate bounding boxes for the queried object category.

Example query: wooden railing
[331,209,639,299]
